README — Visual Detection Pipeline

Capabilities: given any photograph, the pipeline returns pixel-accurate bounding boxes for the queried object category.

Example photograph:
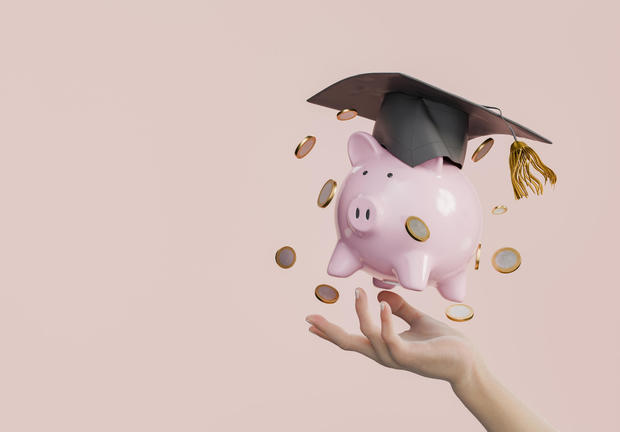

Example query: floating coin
[491,205,508,215]
[471,138,495,162]
[446,304,474,322]
[275,246,296,269]
[474,243,481,270]
[317,179,337,208]
[405,216,430,242]
[315,284,339,304]
[491,247,521,273]
[295,136,316,159]
[336,108,358,121]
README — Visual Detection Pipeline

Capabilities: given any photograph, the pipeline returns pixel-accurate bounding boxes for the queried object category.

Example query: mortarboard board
[307,72,556,199]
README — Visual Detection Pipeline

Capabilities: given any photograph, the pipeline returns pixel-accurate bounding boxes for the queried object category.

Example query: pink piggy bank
[327,131,483,302]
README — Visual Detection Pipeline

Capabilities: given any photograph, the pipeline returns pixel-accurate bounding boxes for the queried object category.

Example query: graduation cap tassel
[509,140,557,199]
[482,105,557,200]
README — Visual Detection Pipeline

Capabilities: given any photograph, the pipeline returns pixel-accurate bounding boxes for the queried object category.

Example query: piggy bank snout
[347,196,379,233]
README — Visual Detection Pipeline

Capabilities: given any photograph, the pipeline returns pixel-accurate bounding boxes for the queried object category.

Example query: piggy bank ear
[347,132,382,166]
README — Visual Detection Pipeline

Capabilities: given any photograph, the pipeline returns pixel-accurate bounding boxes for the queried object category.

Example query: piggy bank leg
[393,252,430,292]
[437,270,467,302]
[372,278,398,289]
[327,240,362,277]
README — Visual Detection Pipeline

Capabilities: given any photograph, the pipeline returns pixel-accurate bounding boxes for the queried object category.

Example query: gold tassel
[509,141,557,200]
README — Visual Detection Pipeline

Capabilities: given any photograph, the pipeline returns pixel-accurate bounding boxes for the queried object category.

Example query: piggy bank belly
[327,160,482,302]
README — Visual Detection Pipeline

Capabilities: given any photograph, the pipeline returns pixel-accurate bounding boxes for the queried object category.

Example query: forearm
[451,360,555,432]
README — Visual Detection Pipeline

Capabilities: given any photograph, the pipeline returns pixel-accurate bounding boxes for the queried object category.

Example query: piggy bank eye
[362,170,368,175]
[387,172,393,178]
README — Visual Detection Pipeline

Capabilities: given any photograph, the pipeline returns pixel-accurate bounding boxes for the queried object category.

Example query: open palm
[305,288,479,386]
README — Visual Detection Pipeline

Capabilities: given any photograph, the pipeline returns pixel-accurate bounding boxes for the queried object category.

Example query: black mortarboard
[307,72,556,199]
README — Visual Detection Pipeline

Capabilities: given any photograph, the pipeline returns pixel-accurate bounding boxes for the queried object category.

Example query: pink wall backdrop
[0,1,618,431]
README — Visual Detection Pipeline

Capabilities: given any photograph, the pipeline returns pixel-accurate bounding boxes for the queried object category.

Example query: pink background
[0,1,618,431]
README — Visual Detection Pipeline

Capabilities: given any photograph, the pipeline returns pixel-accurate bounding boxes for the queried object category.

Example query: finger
[308,325,329,339]
[379,301,409,366]
[377,290,424,325]
[355,288,400,368]
[305,315,378,361]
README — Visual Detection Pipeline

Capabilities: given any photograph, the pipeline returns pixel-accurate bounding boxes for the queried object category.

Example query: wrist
[448,353,555,431]
[450,351,490,399]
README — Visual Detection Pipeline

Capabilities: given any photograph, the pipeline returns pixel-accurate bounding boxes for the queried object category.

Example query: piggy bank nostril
[348,198,377,230]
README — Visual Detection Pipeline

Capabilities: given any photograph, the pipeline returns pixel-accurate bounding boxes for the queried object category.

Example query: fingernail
[380,301,386,312]
[305,316,313,324]
[355,288,360,300]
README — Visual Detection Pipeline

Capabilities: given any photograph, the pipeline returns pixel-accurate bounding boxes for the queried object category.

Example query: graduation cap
[307,72,556,199]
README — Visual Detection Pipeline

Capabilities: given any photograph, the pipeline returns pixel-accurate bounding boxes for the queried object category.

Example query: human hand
[306,288,556,431]
[305,288,481,387]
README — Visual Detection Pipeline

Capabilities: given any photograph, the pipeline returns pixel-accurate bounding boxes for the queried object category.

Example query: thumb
[377,290,425,325]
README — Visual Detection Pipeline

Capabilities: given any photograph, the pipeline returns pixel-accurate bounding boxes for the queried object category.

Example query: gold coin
[275,246,296,269]
[315,284,339,304]
[475,243,481,270]
[446,304,474,322]
[295,136,316,159]
[471,138,495,162]
[405,216,430,242]
[317,179,337,208]
[491,247,521,273]
[336,108,358,121]
[491,205,508,215]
